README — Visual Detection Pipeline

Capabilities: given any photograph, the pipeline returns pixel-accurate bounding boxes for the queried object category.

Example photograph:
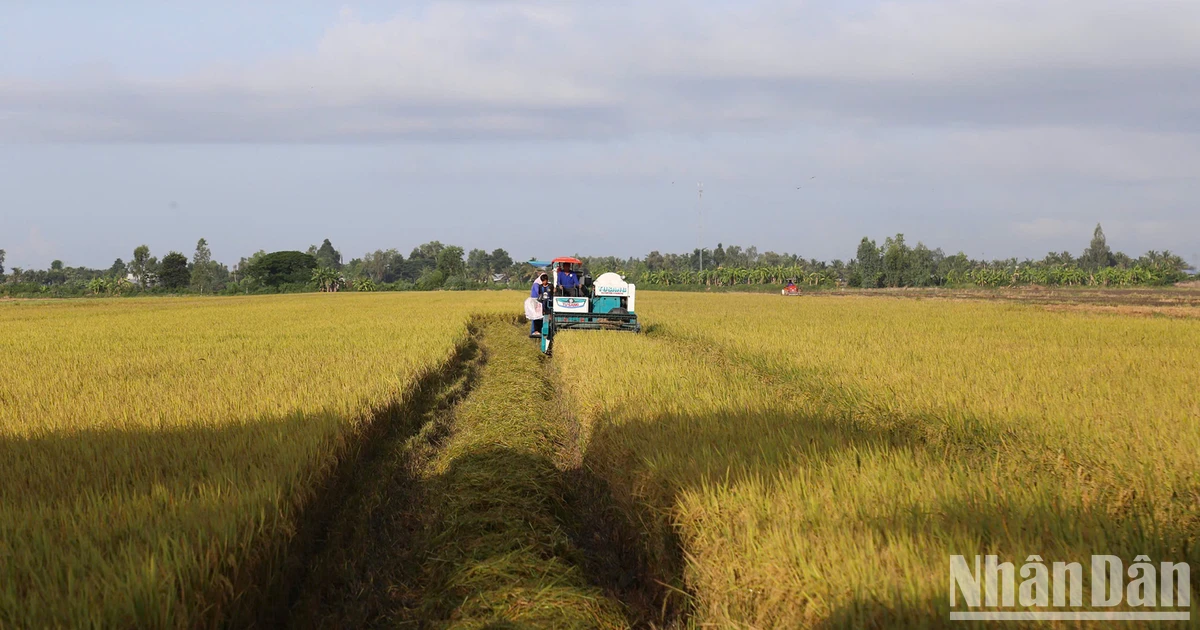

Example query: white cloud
[2,1,1199,142]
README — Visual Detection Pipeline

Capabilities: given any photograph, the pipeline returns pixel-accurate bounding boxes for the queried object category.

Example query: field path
[283,318,642,629]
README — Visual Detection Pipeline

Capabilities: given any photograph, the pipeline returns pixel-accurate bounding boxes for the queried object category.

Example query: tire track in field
[281,318,646,629]
[244,323,485,629]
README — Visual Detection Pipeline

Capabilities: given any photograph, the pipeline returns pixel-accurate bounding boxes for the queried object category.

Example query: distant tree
[130,245,152,287]
[1111,251,1134,269]
[159,252,191,289]
[360,249,403,283]
[1080,223,1114,271]
[937,251,971,283]
[46,260,67,285]
[906,242,939,287]
[399,258,431,282]
[312,267,343,292]
[718,244,735,267]
[1042,251,1075,266]
[489,248,513,274]
[416,268,446,290]
[234,250,267,284]
[0,248,5,276]
[466,248,490,281]
[246,251,317,286]
[759,250,791,268]
[109,258,127,278]
[881,234,911,288]
[712,243,727,267]
[193,239,211,265]
[436,245,466,277]
[145,256,160,287]
[190,238,216,292]
[402,241,445,280]
[855,237,883,288]
[314,238,342,270]
[342,257,364,280]
[1136,249,1190,283]
[360,251,382,283]
[411,241,446,261]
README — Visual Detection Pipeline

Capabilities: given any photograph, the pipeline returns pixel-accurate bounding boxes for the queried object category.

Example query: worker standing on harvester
[558,262,581,296]
[527,273,549,337]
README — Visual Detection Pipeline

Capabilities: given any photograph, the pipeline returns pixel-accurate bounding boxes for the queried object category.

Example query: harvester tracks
[269,317,670,629]
[225,324,485,629]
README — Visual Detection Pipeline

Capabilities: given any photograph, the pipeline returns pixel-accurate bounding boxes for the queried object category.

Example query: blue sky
[2,1,1198,269]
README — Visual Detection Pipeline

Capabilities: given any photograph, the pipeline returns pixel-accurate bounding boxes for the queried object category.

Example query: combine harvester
[532,257,641,355]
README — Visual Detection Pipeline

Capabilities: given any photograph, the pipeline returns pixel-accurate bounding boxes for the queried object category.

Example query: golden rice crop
[0,292,514,628]
[556,292,1200,628]
[6,289,1197,628]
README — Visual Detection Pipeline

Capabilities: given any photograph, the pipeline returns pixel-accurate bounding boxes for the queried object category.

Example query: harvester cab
[535,257,640,355]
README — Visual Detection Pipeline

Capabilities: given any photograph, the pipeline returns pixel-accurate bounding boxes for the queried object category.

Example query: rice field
[0,293,511,628]
[3,290,1197,628]
[556,292,1200,627]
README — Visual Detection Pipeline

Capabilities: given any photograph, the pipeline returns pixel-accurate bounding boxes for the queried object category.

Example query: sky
[1,0,1198,269]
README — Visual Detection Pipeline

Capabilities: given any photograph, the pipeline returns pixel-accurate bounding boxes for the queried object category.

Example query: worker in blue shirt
[527,273,549,336]
[531,273,549,298]
[557,263,581,296]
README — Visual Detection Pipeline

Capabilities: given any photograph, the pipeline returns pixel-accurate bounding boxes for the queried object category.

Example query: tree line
[582,224,1194,289]
[0,239,533,297]
[1,223,1195,297]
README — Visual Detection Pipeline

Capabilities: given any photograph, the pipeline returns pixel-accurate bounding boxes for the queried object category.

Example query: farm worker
[557,263,581,297]
[527,274,549,337]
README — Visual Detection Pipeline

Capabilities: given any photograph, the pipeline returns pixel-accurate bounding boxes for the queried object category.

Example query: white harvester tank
[589,272,635,313]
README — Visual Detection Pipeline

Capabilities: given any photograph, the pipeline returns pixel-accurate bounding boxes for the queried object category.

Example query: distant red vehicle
[782,279,800,296]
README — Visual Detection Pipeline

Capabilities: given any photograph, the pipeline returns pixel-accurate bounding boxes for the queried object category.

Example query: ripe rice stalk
[556,293,1200,628]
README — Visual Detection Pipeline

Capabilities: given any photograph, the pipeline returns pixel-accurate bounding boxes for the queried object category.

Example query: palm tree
[312,267,340,292]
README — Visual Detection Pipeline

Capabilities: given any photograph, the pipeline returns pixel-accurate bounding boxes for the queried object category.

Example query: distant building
[127,272,156,287]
